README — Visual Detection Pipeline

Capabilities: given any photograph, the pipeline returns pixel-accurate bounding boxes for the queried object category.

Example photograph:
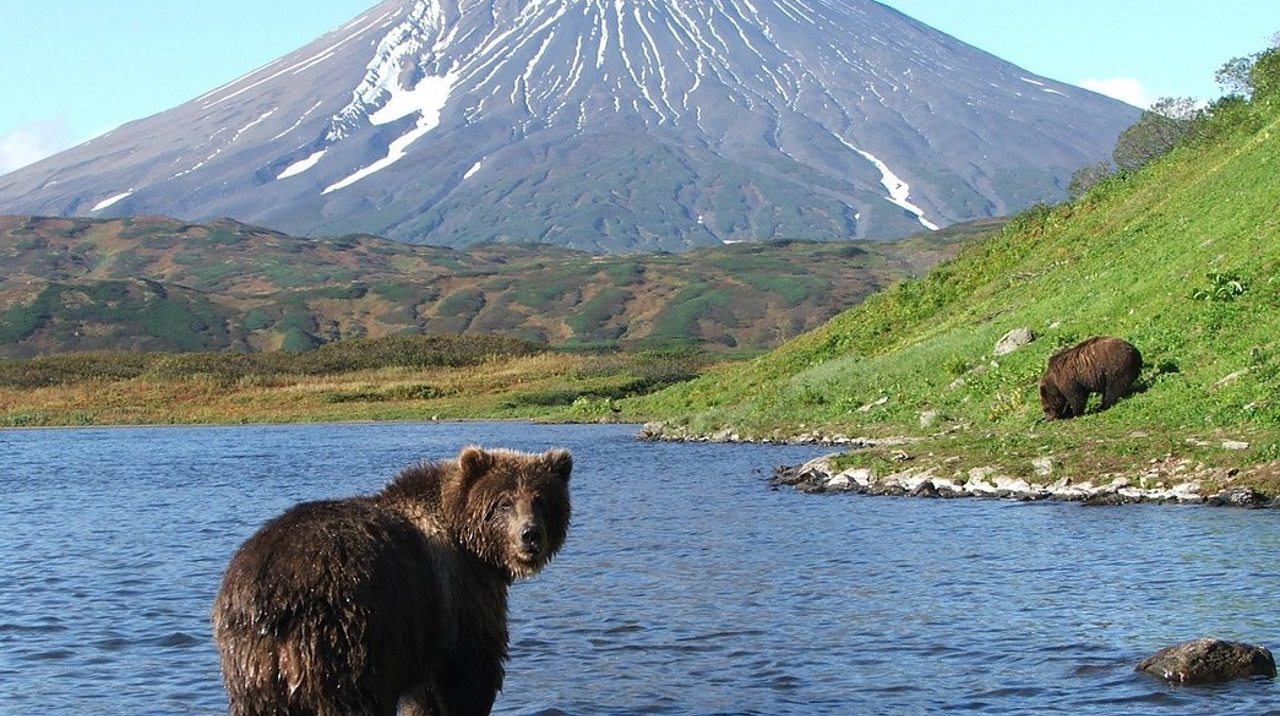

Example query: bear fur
[1038,336,1142,420]
[211,445,572,716]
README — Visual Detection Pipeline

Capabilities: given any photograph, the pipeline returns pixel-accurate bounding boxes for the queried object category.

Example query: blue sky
[1,1,1277,175]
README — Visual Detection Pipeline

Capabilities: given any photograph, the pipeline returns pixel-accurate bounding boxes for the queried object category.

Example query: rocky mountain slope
[0,0,1136,252]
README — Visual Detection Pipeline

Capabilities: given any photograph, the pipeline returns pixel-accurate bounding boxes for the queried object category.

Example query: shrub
[242,308,274,331]
[1216,46,1280,102]
[1252,47,1280,103]
[280,327,322,352]
[1112,98,1201,172]
[1191,271,1247,302]
[0,351,156,387]
[943,355,971,378]
[1067,162,1115,200]
[566,288,633,340]
[435,288,486,317]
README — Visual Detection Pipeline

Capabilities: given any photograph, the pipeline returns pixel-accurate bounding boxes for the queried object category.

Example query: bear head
[1038,379,1070,420]
[448,446,572,580]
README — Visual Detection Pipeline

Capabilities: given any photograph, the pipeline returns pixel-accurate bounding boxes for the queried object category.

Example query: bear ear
[458,446,493,482]
[543,448,572,484]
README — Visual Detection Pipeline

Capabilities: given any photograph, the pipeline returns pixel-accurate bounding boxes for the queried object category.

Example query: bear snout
[519,524,544,554]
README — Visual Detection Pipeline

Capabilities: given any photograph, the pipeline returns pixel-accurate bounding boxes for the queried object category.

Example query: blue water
[1,422,1277,715]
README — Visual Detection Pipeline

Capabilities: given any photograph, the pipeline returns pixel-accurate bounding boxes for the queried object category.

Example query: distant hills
[0,214,1001,357]
[0,0,1136,252]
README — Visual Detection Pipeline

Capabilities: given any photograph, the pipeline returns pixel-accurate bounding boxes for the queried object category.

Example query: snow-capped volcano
[0,0,1138,252]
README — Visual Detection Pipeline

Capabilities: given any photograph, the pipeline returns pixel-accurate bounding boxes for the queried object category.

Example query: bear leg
[431,662,501,716]
[227,694,395,716]
[399,683,442,716]
[1062,384,1088,418]
[1100,380,1129,410]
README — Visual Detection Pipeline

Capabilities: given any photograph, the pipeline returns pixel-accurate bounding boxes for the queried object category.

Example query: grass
[0,336,722,427]
[620,99,1280,496]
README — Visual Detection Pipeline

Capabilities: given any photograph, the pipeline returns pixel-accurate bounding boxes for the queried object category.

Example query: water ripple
[1,423,1277,716]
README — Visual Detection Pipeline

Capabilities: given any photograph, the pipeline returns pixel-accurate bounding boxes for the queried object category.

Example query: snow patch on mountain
[369,72,454,126]
[233,110,276,142]
[91,191,134,212]
[855,147,940,231]
[327,0,450,141]
[1021,75,1069,98]
[324,72,457,194]
[278,149,328,180]
[272,101,324,142]
[830,131,938,231]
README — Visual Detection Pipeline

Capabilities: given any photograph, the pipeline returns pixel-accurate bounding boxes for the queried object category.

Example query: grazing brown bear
[211,445,572,716]
[1039,336,1142,420]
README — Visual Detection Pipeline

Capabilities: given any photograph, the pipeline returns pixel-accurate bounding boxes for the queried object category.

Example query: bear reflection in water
[212,445,573,716]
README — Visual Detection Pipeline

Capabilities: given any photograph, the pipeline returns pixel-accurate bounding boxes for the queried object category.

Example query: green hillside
[619,66,1280,494]
[0,215,980,358]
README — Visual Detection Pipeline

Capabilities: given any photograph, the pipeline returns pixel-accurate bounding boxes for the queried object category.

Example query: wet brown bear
[211,445,572,716]
[1039,336,1142,419]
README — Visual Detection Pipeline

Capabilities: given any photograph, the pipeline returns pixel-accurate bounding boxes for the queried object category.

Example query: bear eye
[496,497,514,513]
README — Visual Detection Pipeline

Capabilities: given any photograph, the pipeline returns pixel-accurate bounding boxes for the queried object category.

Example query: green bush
[280,328,321,352]
[1113,99,1199,172]
[1191,271,1247,302]
[1252,47,1280,103]
[435,288,486,317]
[0,297,51,343]
[0,352,156,387]
[566,288,633,340]
[242,308,274,331]
[1068,162,1115,200]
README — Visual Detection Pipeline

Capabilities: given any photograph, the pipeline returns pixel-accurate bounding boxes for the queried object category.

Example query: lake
[1,421,1277,715]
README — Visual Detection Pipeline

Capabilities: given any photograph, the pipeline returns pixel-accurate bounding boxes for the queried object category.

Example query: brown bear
[1039,336,1142,420]
[211,445,572,716]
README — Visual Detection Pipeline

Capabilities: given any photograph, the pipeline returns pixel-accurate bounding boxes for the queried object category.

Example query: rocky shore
[637,423,1278,507]
[769,453,1279,507]
[636,421,917,448]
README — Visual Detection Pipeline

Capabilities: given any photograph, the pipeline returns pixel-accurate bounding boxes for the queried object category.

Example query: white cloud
[0,118,76,175]
[1077,76,1153,109]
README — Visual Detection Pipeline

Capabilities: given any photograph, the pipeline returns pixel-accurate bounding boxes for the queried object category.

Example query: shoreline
[9,415,1277,508]
[770,453,1279,508]
[637,422,1280,508]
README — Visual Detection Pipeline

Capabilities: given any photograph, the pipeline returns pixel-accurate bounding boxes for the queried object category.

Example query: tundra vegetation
[0,218,974,357]
[0,335,716,427]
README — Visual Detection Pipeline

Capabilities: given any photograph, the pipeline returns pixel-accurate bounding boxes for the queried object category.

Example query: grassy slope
[619,107,1280,493]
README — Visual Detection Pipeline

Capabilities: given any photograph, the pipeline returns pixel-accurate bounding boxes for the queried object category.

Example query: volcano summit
[0,0,1138,252]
